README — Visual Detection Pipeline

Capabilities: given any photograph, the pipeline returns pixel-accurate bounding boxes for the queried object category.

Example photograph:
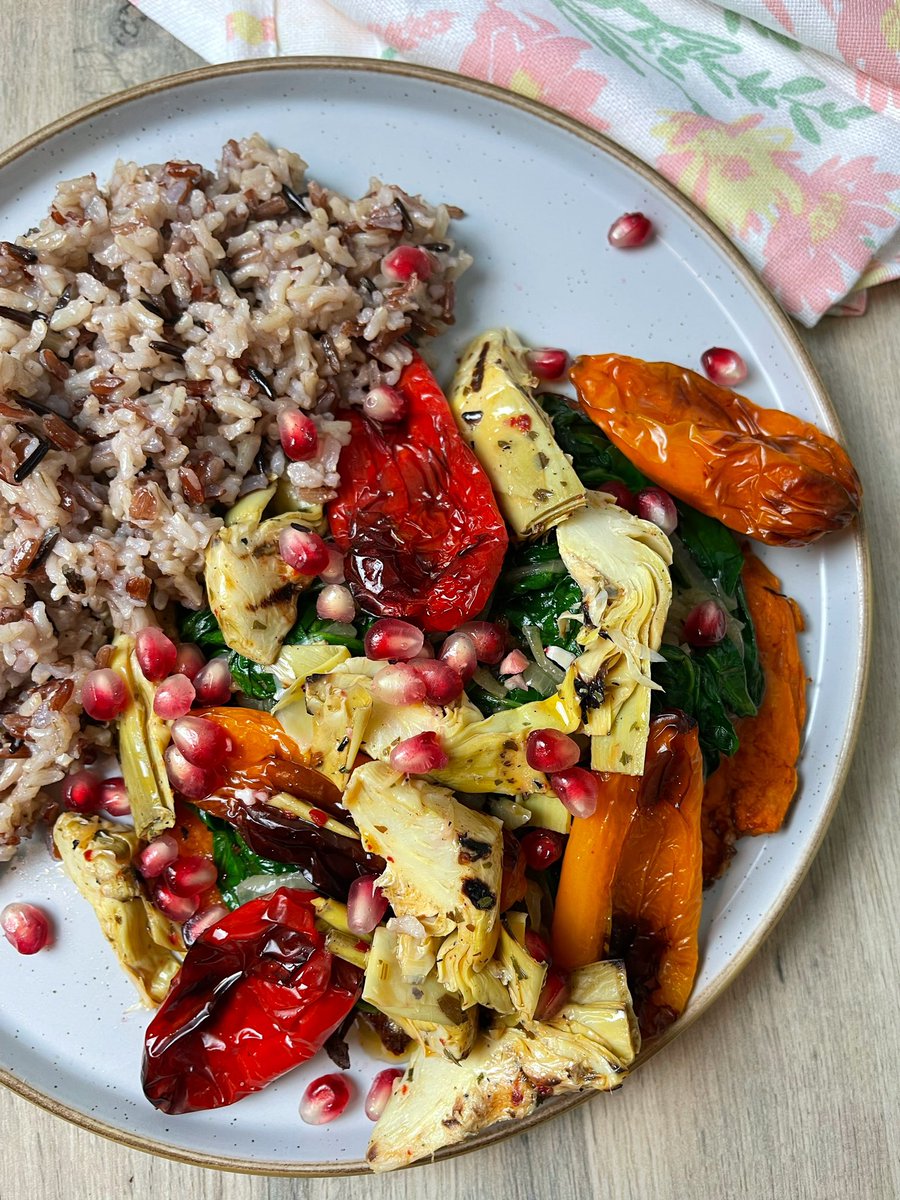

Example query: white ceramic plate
[0,60,869,1175]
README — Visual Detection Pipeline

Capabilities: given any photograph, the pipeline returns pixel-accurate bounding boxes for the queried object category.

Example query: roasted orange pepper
[571,355,861,546]
[701,553,807,881]
[609,712,704,1038]
[550,772,640,971]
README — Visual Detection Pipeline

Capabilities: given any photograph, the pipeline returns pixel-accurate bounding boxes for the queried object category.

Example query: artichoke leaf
[53,812,182,1006]
[275,671,372,791]
[110,634,175,842]
[557,492,673,775]
[367,960,640,1171]
[493,918,547,1020]
[449,328,586,539]
[363,927,477,1061]
[206,509,319,666]
[344,763,504,1010]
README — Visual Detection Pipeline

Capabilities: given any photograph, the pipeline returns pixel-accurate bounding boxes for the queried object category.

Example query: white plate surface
[0,61,868,1173]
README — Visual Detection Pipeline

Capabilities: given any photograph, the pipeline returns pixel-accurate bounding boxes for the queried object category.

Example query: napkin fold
[132,0,900,325]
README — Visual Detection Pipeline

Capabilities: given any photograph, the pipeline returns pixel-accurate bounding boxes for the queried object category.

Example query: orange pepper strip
[171,798,222,909]
[550,773,641,971]
[199,706,343,813]
[702,554,807,866]
[570,354,861,547]
[610,714,704,1037]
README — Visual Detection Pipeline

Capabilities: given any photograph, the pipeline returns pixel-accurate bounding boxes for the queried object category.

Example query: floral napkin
[132,0,900,325]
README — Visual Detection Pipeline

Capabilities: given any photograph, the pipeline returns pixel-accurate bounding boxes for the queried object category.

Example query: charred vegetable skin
[142,888,361,1114]
[329,357,509,632]
[571,355,861,546]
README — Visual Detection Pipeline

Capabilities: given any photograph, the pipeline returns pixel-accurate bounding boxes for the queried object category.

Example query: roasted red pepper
[328,357,509,632]
[142,888,361,1114]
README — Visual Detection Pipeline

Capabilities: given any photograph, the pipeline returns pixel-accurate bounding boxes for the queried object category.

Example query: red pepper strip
[142,888,361,1114]
[328,356,509,632]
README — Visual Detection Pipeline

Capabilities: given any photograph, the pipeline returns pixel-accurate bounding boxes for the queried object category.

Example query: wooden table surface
[1,4,897,1199]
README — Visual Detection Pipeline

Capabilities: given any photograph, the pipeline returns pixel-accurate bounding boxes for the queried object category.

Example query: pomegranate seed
[607,211,653,249]
[535,964,570,1020]
[182,903,230,946]
[381,244,434,283]
[372,663,427,706]
[413,659,464,705]
[279,526,330,575]
[134,627,178,682]
[81,668,127,721]
[320,547,345,584]
[278,409,318,461]
[520,828,565,871]
[99,775,130,817]
[300,1073,352,1125]
[505,672,528,691]
[364,618,424,662]
[439,632,477,681]
[171,716,230,769]
[193,656,233,706]
[1,903,51,954]
[153,673,195,720]
[701,346,748,388]
[137,833,180,879]
[364,1068,404,1121]
[174,642,205,681]
[62,768,102,813]
[635,487,678,535]
[524,928,552,963]
[390,731,448,774]
[684,599,728,647]
[526,729,581,773]
[526,348,568,381]
[153,882,198,923]
[550,768,600,819]
[165,855,218,898]
[362,385,407,424]
[412,639,435,660]
[164,744,217,799]
[599,480,635,511]
[347,875,388,935]
[316,584,355,623]
[456,621,505,665]
[499,649,529,676]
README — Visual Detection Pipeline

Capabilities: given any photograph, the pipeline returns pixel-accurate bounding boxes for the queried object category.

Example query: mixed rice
[0,134,469,860]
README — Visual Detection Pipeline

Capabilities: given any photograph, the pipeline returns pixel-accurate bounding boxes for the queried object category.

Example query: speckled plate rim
[0,56,871,1177]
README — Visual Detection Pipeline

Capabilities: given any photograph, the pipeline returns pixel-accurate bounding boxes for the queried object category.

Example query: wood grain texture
[0,4,897,1199]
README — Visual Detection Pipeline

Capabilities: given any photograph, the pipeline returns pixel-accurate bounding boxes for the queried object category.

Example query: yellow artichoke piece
[269,642,350,688]
[223,483,277,528]
[344,762,504,1009]
[521,792,571,834]
[557,491,673,775]
[276,670,372,791]
[449,328,586,539]
[110,634,175,843]
[205,509,317,666]
[367,961,640,1171]
[53,812,182,1006]
[363,927,477,1061]
[493,918,547,1021]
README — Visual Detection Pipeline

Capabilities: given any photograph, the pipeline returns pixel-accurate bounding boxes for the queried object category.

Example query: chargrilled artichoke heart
[53,812,182,1006]
[110,634,174,842]
[206,492,321,665]
[344,762,508,1011]
[363,927,477,1061]
[557,491,673,774]
[449,328,586,539]
[367,960,640,1171]
[291,657,581,796]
